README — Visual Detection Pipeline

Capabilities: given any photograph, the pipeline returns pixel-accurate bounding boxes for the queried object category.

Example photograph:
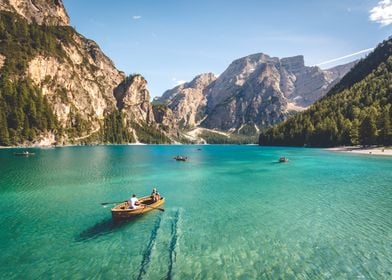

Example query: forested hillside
[259,38,392,147]
[0,10,172,146]
[0,11,69,145]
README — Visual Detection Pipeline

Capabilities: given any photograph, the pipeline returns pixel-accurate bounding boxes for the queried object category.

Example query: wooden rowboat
[111,196,165,220]
[279,157,289,163]
[174,156,187,161]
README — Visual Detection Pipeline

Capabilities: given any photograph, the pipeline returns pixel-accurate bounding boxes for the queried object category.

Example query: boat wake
[136,208,182,280]
[166,210,180,279]
[167,209,180,279]
[137,215,163,280]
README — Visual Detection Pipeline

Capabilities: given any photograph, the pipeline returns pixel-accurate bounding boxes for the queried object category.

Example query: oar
[101,201,127,206]
[142,204,165,212]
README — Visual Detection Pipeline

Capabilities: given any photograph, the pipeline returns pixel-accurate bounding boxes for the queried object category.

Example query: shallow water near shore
[0,145,391,279]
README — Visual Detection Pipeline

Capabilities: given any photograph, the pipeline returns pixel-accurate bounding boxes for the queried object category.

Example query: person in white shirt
[129,194,140,209]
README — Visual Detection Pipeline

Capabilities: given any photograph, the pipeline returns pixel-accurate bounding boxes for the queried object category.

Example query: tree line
[0,11,75,145]
[259,39,392,147]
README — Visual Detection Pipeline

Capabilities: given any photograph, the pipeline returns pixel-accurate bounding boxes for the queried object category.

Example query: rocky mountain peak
[157,52,356,134]
[114,75,155,124]
[225,53,279,82]
[281,55,305,74]
[187,72,216,89]
[0,0,70,25]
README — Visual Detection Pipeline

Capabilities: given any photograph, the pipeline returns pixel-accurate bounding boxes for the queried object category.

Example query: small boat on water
[111,196,165,220]
[174,155,187,161]
[279,157,289,163]
[14,151,35,156]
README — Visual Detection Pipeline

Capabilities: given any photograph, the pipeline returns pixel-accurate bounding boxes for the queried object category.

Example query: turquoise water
[0,145,391,279]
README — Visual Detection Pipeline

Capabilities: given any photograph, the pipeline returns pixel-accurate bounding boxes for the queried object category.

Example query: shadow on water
[76,216,144,242]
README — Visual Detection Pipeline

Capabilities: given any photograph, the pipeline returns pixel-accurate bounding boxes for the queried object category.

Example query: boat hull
[111,196,165,220]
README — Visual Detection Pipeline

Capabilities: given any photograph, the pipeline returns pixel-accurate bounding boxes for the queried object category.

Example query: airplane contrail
[316,48,374,66]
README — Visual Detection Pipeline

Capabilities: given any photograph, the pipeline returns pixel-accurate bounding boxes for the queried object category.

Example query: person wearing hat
[128,194,140,209]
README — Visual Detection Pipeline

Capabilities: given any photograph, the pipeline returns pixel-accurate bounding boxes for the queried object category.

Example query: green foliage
[0,77,58,145]
[327,38,392,97]
[131,121,171,144]
[0,11,74,76]
[103,111,134,144]
[359,115,378,146]
[260,38,392,147]
[0,11,76,145]
[200,130,257,144]
[378,106,392,145]
[238,124,258,136]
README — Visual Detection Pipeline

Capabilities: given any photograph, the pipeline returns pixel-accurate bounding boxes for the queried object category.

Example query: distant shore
[327,146,392,156]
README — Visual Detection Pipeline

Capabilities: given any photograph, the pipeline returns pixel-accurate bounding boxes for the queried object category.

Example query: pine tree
[349,119,360,146]
[359,115,378,146]
[0,111,10,146]
[378,106,392,145]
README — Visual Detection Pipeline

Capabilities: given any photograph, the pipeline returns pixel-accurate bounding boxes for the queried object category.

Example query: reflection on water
[77,218,122,241]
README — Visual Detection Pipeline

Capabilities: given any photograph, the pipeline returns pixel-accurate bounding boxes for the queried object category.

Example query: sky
[62,0,392,98]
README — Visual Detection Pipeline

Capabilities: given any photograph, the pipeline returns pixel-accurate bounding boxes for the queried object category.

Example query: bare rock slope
[156,53,355,134]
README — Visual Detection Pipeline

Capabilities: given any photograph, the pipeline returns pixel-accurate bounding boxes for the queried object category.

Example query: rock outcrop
[114,75,155,125]
[0,0,70,26]
[27,34,125,133]
[157,53,355,133]
[0,0,170,145]
[154,73,216,128]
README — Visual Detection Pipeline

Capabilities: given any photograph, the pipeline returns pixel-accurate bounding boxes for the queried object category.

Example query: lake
[0,145,391,279]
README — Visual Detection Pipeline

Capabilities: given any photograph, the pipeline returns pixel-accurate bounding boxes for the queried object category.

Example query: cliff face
[157,53,355,133]
[114,75,155,125]
[0,0,70,25]
[0,0,167,145]
[154,73,216,128]
[26,34,125,134]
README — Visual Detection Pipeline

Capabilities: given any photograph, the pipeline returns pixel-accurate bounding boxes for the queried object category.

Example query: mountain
[154,73,216,128]
[259,38,392,147]
[0,0,171,146]
[0,0,70,26]
[156,53,355,137]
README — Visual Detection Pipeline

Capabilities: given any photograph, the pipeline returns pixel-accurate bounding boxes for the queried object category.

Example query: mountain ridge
[0,1,173,146]
[156,53,356,136]
[259,37,392,147]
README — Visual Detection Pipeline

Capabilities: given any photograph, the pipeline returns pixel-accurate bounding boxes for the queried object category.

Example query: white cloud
[172,78,186,86]
[369,0,392,26]
[132,15,142,20]
[175,80,186,86]
[316,48,374,66]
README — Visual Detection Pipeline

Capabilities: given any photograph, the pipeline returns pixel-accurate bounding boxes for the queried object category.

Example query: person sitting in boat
[150,188,161,202]
[128,194,140,209]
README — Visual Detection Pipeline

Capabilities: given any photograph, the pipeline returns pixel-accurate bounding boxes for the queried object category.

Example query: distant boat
[14,151,35,156]
[111,196,165,220]
[174,155,187,161]
[279,157,289,163]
